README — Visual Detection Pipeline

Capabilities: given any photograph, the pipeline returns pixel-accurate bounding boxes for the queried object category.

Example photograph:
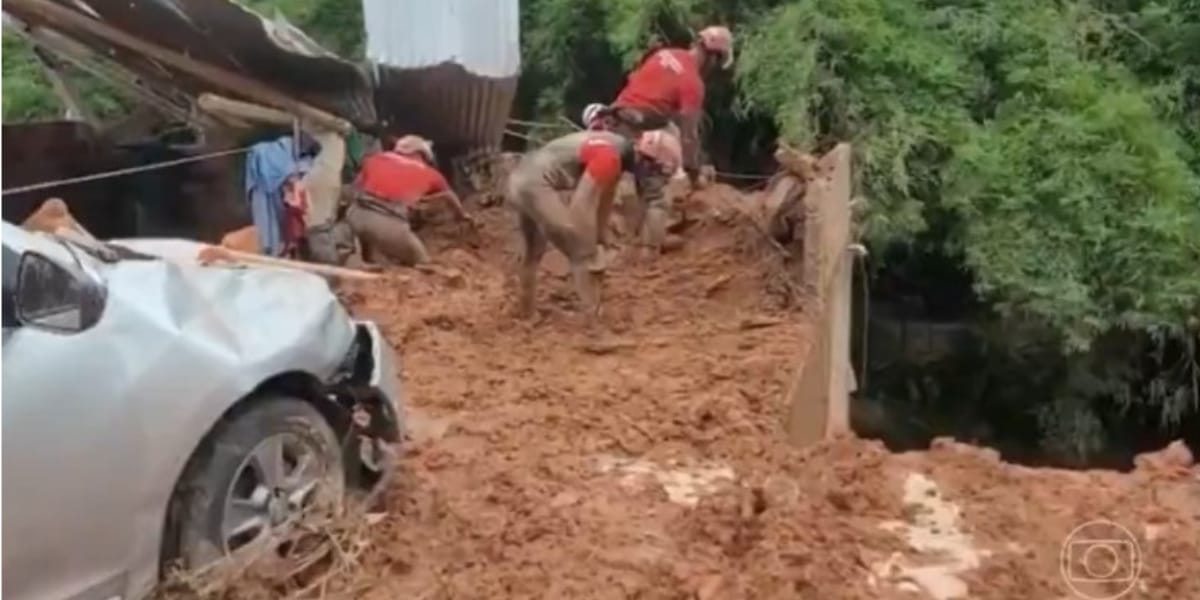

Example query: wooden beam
[196,245,381,281]
[199,93,295,127]
[6,0,352,135]
[198,93,350,134]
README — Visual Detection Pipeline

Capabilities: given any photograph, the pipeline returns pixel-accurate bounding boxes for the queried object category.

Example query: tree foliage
[1,32,127,122]
[736,0,1200,350]
[3,0,1196,458]
[2,33,56,121]
[1,0,359,124]
[515,0,1200,457]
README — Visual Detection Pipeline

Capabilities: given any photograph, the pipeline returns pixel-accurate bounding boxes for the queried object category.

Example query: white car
[1,221,403,600]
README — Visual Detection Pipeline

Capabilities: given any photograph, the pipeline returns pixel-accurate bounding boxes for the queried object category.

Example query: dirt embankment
[220,185,1200,599]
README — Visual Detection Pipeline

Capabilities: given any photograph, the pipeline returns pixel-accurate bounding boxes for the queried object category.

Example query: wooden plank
[6,0,352,135]
[197,246,381,281]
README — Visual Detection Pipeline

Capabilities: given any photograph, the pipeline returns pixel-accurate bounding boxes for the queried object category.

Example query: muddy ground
[224,184,1198,599]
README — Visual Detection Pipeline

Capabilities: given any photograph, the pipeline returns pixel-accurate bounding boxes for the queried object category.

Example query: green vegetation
[2,33,56,121]
[1,0,356,124]
[1,33,127,122]
[517,0,1200,463]
[3,0,1196,461]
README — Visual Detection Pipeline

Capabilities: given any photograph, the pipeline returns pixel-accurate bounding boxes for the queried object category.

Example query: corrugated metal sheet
[5,0,377,126]
[371,65,518,157]
[363,0,520,156]
[363,0,520,78]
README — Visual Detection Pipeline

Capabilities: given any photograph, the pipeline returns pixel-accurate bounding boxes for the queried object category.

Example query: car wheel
[167,395,345,569]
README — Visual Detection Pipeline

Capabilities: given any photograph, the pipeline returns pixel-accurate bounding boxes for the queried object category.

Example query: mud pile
[284,186,1200,598]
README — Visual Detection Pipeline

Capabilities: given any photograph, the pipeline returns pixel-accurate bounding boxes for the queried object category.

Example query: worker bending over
[597,26,734,254]
[508,129,682,323]
[347,135,474,266]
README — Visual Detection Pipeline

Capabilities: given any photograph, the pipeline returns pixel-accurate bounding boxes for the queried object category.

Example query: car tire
[165,395,345,570]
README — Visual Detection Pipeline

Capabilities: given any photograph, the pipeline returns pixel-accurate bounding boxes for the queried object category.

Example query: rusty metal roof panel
[371,64,517,157]
[4,0,377,126]
[363,0,520,154]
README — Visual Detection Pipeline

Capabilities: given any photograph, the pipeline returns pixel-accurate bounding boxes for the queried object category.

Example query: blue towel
[244,137,313,256]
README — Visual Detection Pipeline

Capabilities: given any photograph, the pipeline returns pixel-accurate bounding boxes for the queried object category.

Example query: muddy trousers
[509,179,601,320]
[345,197,430,266]
[608,109,677,251]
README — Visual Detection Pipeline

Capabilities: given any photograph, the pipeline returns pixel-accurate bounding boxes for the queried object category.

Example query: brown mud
[234,185,1200,598]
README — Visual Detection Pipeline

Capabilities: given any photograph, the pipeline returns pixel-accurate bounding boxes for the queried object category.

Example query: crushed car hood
[102,237,357,386]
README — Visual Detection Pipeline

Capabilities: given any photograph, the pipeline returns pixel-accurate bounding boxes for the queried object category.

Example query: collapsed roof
[4,0,524,155]
[3,0,377,129]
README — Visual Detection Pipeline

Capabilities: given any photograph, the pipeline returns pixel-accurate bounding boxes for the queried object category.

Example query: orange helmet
[636,129,683,172]
[698,25,734,70]
[393,135,435,163]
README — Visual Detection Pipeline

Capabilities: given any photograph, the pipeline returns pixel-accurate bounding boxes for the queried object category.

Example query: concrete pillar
[784,143,855,446]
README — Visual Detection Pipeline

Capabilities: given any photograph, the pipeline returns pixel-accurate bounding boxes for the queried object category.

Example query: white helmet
[698,25,735,70]
[581,103,606,128]
[636,129,683,172]
[393,134,435,163]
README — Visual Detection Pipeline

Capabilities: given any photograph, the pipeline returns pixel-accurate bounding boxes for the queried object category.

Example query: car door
[2,237,142,600]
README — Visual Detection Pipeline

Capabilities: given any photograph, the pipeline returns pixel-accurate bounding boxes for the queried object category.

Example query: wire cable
[714,170,771,181]
[856,247,871,392]
[1,146,253,196]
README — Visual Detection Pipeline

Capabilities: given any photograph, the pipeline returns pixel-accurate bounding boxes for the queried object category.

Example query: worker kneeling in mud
[347,135,475,266]
[509,128,682,322]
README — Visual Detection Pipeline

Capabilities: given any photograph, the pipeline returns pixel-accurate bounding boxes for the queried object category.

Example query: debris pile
[209,185,1199,599]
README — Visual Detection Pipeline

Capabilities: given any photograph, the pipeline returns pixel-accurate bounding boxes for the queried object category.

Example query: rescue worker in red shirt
[601,25,734,256]
[347,135,474,266]
[508,128,682,324]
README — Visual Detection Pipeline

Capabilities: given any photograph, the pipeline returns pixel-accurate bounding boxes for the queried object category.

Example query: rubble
[221,185,1198,599]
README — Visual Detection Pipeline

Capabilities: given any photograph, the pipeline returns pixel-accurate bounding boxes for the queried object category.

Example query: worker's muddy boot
[516,261,538,318]
[569,262,601,326]
[516,213,547,319]
[643,205,669,246]
[303,221,355,265]
[661,234,686,253]
[582,325,634,355]
[586,245,613,274]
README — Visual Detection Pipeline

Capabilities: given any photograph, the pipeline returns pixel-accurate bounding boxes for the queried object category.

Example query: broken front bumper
[354,320,404,442]
[327,320,404,486]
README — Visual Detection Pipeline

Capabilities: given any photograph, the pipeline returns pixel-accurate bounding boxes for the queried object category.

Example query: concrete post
[784,143,855,445]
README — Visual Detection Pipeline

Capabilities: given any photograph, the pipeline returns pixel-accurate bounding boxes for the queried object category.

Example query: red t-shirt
[356,152,450,206]
[614,48,704,116]
[576,135,624,187]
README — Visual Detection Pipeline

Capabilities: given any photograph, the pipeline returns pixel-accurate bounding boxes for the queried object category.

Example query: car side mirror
[14,251,105,333]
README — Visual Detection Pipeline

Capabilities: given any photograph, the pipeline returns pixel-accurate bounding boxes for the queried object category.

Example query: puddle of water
[872,472,990,600]
[596,455,735,507]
